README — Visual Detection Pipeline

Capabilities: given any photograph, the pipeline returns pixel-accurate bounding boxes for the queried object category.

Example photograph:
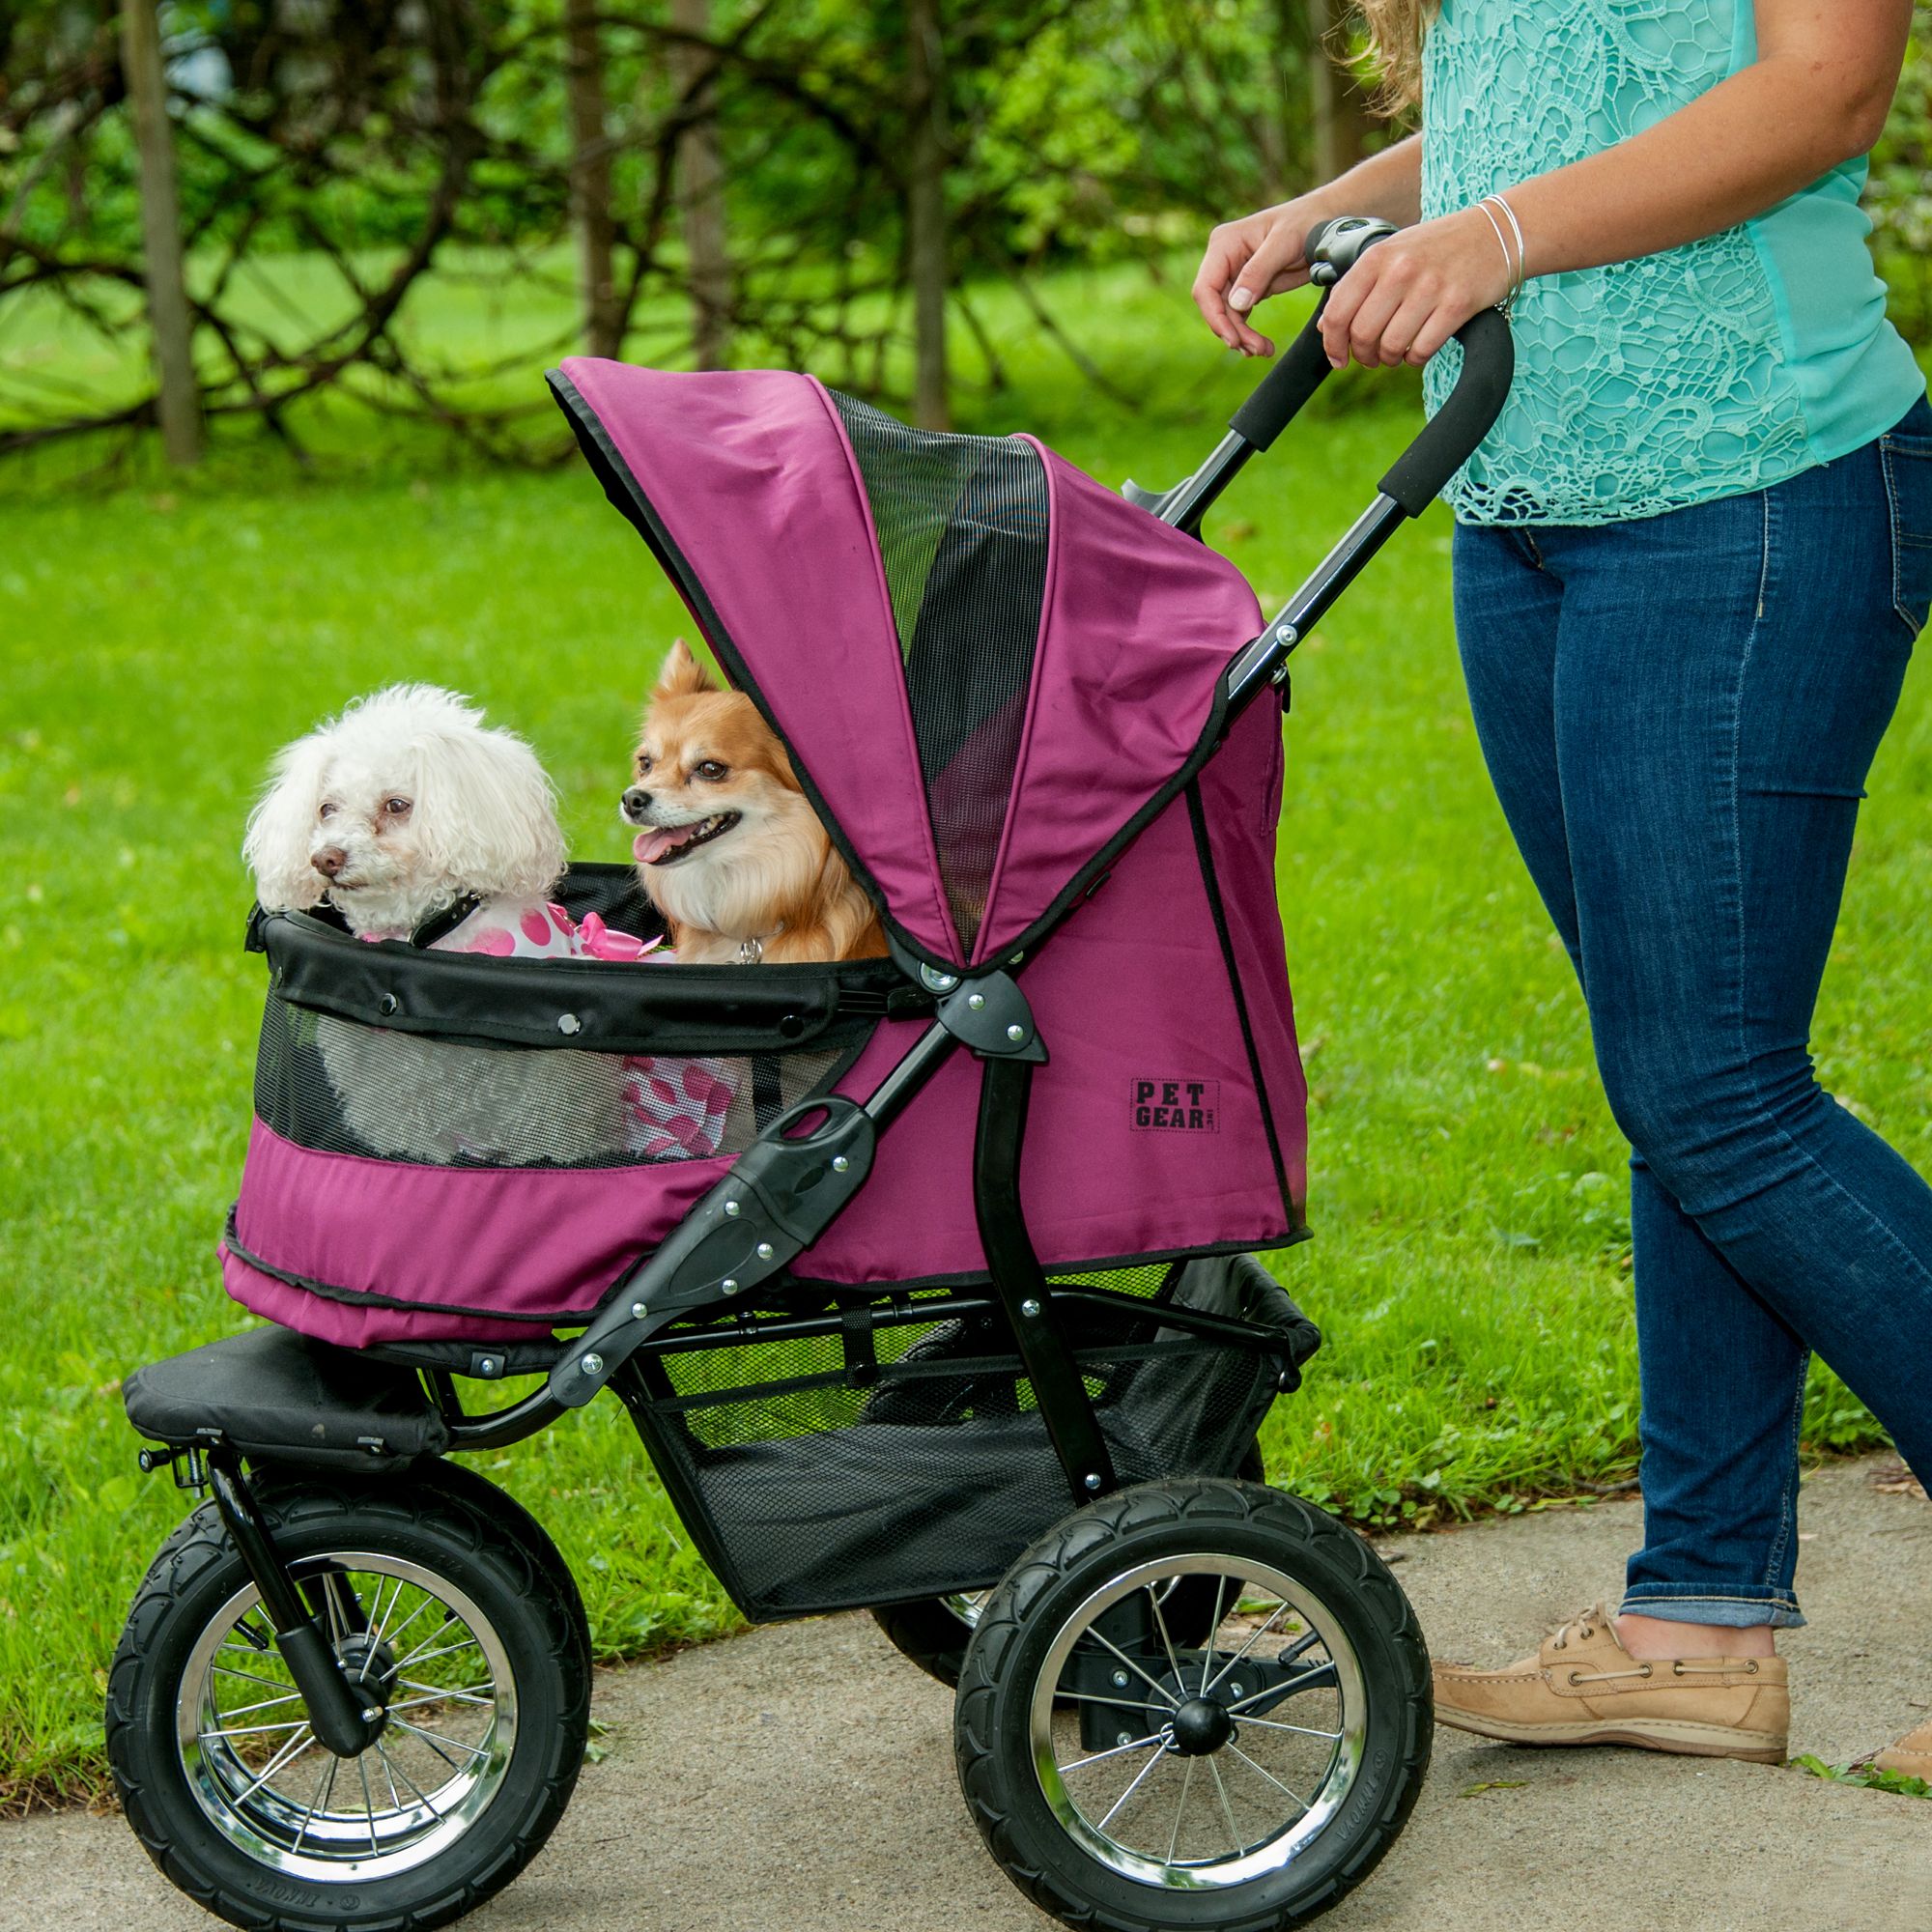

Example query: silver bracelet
[1473,200,1520,315]
[1481,191,1529,304]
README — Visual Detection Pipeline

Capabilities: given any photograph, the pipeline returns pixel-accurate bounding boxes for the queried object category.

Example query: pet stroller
[109,219,1512,1932]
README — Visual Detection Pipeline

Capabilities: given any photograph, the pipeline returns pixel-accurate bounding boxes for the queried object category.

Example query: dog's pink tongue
[633,828,682,866]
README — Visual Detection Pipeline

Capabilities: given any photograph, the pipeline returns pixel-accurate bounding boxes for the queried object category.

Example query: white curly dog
[242,684,628,1165]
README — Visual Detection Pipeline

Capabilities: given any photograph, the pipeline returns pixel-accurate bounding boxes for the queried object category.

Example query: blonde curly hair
[1354,0,1438,114]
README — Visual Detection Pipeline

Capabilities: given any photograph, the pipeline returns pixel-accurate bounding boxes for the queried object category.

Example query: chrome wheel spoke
[1164,1755,1196,1867]
[1062,1732,1167,1776]
[1080,1628,1180,1709]
[1202,1602,1289,1698]
[1224,1740,1311,1814]
[1096,1740,1168,1832]
[1206,1754,1244,1856]
[388,1719,489,1766]
[1234,1715,1342,1742]
[1198,1576,1227,1698]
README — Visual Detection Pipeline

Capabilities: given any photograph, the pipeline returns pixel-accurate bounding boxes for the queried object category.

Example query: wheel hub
[332,1632,398,1735]
[1168,1694,1234,1757]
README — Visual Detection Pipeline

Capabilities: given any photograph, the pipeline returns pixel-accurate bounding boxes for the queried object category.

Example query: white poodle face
[243,685,566,937]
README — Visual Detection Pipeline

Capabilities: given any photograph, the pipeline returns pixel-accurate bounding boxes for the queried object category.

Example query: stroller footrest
[124,1324,450,1469]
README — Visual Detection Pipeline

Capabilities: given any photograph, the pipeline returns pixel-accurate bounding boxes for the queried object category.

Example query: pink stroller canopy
[552,360,1267,969]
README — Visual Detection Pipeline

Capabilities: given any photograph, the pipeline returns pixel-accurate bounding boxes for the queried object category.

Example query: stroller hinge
[973,1056,1118,1503]
[549,1094,881,1409]
[206,1450,384,1758]
[933,968,1047,1064]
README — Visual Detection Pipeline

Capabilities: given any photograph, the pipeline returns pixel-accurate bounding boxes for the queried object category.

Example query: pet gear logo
[1130,1078,1220,1133]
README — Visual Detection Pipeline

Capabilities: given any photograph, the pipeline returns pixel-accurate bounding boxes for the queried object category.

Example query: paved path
[6,1457,1926,1931]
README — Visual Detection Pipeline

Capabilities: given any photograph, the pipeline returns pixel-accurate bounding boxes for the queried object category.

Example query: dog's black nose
[621,786,652,821]
[313,846,348,878]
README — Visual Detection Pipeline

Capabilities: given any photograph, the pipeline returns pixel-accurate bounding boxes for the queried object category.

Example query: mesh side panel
[254,996,840,1170]
[634,1296,1277,1617]
[829,389,1048,953]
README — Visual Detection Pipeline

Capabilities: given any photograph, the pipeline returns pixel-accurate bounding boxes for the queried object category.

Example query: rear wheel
[954,1478,1430,1930]
[107,1461,589,1932]
[873,1441,1267,1689]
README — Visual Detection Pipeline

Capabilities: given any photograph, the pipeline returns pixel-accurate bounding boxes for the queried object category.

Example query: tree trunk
[906,0,949,430]
[565,0,620,360]
[668,0,730,371]
[119,0,200,468]
[1303,0,1370,185]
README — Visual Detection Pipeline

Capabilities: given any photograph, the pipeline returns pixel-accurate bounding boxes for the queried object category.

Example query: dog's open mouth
[633,812,741,867]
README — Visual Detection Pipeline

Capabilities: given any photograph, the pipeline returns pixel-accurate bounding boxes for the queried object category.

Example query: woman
[1194,0,1931,1771]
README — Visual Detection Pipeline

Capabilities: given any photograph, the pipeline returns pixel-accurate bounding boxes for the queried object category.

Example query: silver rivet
[478,1357,498,1376]
[1006,1023,1025,1042]
[1021,1297,1041,1317]
[631,1301,648,1320]
[1275,623,1297,646]
[581,1352,604,1376]
[832,1155,849,1173]
[362,1706,383,1722]
[1230,1682,1245,1698]
[755,1241,775,1261]
[920,963,959,992]
[1112,1669,1130,1689]
[721,1277,738,1292]
[968,993,985,1010]
[557,1012,582,1036]
[1117,1730,1133,1747]
[1083,1472,1102,1492]
[724,1199,741,1216]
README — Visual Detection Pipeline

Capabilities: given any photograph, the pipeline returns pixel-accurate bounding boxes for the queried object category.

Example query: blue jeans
[1453,397,1932,1629]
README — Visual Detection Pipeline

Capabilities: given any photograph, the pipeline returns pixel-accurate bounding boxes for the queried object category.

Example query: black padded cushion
[124,1324,450,1469]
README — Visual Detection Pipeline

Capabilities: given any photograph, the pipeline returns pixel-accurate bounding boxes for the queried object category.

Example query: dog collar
[410,895,484,949]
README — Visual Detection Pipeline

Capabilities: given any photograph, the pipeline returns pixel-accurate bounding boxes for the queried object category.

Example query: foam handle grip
[1378,306,1515,516]
[1226,301,1334,453]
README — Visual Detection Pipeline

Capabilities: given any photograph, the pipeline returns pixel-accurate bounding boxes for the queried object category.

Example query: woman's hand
[1316,207,1512,370]
[1191,193,1338,356]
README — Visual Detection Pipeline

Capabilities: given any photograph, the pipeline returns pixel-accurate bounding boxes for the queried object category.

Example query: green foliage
[1790,1754,1932,1801]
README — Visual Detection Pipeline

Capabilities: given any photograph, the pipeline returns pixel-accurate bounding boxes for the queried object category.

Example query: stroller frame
[113,219,1514,1932]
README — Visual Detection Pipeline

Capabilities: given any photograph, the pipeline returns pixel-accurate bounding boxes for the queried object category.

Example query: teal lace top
[1421,0,1926,526]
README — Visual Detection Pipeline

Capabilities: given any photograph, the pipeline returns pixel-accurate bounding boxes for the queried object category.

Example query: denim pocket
[1880,426,1932,636]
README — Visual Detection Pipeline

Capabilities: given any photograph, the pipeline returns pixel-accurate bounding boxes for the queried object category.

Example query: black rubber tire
[953,1477,1431,1932]
[106,1459,591,1932]
[872,1441,1268,1690]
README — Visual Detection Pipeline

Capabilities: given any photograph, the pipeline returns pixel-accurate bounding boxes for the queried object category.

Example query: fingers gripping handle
[1377,305,1515,516]
[1223,215,1394,453]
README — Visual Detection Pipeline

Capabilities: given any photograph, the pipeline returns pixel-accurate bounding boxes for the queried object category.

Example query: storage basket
[627,1254,1318,1619]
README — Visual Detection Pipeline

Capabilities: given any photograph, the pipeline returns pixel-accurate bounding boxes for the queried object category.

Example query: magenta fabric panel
[557,358,958,957]
[1197,696,1308,1212]
[221,1251,537,1350]
[804,739,1303,1283]
[225,1120,728,1338]
[971,442,1265,964]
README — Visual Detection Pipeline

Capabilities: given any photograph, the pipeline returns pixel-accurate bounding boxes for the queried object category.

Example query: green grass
[0,259,1918,1809]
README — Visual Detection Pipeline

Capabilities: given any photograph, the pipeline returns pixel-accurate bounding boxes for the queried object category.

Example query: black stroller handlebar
[1227,218,1516,512]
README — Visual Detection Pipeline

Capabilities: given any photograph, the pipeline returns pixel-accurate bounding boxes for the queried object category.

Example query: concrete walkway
[6,1457,1926,1932]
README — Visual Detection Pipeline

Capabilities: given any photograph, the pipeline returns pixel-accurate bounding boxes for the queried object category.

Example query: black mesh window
[830,390,1048,953]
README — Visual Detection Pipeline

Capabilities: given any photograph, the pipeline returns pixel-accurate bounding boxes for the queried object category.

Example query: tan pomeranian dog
[621,641,886,964]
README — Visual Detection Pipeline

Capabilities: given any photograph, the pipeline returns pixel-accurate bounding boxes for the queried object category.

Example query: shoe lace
[1548,1605,1607,1653]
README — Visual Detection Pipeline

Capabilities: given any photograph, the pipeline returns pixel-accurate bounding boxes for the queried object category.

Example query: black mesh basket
[628,1254,1319,1620]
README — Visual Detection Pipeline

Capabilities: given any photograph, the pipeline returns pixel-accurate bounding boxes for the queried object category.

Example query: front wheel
[106,1460,590,1932]
[954,1478,1430,1930]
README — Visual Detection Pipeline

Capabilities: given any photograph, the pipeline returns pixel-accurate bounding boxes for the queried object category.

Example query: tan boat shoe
[1432,1605,1788,1764]
[1872,1717,1932,1779]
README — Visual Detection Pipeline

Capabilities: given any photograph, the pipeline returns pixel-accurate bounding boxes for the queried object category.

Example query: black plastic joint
[936,970,1047,1064]
[548,1095,878,1408]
